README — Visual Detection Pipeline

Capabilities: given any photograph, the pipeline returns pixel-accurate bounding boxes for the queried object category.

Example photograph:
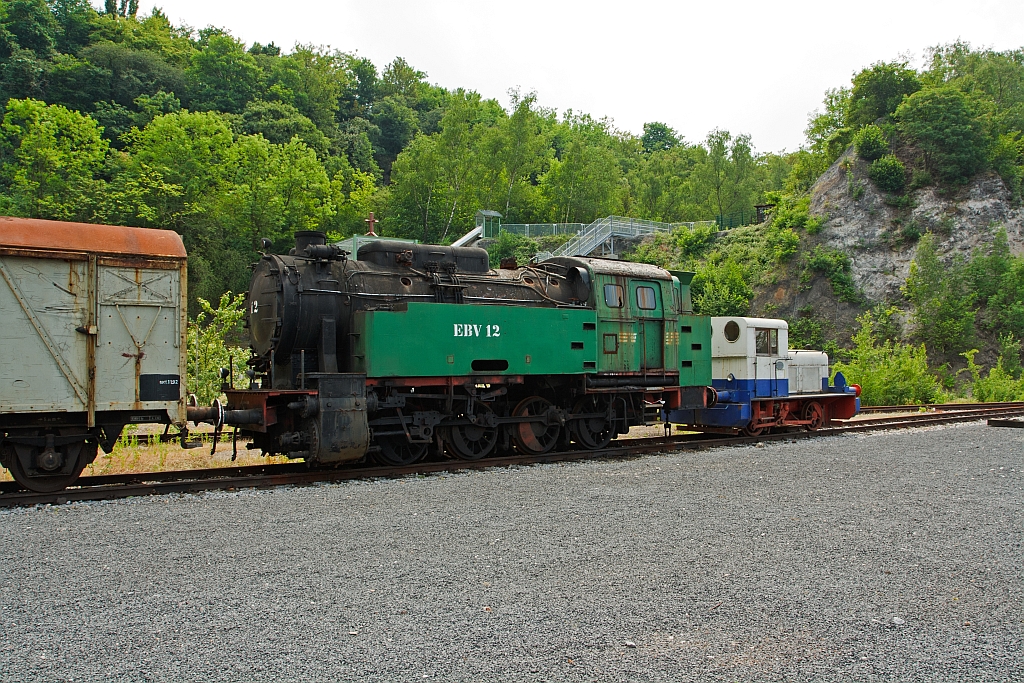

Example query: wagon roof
[0,217,186,259]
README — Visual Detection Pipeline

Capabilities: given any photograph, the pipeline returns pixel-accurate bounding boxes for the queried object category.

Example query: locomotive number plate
[453,324,501,337]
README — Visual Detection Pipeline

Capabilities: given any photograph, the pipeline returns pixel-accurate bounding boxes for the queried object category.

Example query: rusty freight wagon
[0,217,188,492]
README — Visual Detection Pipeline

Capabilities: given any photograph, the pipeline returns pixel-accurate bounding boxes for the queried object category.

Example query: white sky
[142,0,1023,154]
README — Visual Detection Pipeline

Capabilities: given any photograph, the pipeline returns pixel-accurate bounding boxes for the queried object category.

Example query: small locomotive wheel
[443,405,498,460]
[802,401,825,431]
[570,395,614,450]
[741,423,766,437]
[511,396,562,455]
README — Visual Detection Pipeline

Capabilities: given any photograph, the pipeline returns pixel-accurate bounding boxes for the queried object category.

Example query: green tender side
[679,314,712,387]
[353,303,597,377]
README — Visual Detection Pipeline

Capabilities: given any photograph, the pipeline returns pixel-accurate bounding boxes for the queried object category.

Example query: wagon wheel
[571,395,614,450]
[802,401,825,431]
[510,396,562,455]
[5,439,94,493]
[443,404,498,461]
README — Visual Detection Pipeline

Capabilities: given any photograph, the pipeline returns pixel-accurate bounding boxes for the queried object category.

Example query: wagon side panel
[0,255,91,414]
[93,259,184,416]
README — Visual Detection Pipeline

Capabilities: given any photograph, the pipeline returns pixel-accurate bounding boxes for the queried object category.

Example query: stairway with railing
[536,216,717,260]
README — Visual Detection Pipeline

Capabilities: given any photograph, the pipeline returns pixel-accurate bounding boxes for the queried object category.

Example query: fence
[715,210,761,229]
[483,222,585,239]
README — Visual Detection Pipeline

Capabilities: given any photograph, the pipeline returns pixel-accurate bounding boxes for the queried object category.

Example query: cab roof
[541,255,676,280]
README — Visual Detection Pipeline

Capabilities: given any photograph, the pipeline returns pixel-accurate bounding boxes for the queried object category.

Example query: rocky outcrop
[810,149,1024,302]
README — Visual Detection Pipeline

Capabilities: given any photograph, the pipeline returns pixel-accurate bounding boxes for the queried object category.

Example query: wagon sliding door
[94,263,182,412]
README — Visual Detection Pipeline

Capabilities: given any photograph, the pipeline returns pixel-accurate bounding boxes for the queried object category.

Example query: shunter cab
[665,316,859,435]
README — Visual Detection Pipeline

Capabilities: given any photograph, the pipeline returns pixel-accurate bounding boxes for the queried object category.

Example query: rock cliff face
[810,149,1024,302]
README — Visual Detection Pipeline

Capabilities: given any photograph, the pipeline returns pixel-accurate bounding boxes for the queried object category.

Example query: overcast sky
[145,0,1023,154]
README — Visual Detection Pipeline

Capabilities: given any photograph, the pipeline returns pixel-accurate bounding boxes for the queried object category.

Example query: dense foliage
[0,2,796,312]
[1,3,1022,399]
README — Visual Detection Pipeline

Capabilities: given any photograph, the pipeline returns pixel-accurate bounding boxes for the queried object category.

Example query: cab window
[755,328,778,356]
[604,284,623,308]
[636,286,657,310]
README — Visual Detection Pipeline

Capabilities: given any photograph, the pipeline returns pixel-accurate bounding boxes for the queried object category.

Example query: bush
[770,194,825,233]
[486,231,538,267]
[187,293,248,405]
[804,246,861,303]
[832,313,939,406]
[868,154,906,192]
[903,232,976,356]
[854,124,888,161]
[964,339,1024,402]
[691,258,752,316]
[896,87,988,184]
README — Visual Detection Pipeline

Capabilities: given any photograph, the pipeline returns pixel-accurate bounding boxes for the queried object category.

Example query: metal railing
[545,216,717,259]
[484,222,584,238]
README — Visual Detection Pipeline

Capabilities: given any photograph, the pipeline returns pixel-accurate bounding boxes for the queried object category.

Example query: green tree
[48,0,95,53]
[77,42,188,109]
[695,129,759,219]
[187,33,263,113]
[849,61,921,126]
[903,232,975,356]
[186,292,247,405]
[0,98,107,220]
[371,95,418,177]
[896,87,988,183]
[479,90,550,221]
[240,99,329,157]
[804,86,852,164]
[1,0,55,56]
[641,121,679,153]
[540,114,622,223]
[265,45,346,133]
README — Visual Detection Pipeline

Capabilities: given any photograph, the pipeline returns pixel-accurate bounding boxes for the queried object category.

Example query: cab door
[632,281,664,371]
[753,327,780,397]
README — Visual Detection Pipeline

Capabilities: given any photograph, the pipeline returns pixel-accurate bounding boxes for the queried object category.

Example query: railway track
[2,402,1023,508]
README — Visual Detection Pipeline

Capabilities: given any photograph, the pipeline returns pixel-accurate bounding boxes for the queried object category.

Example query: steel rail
[3,405,1023,508]
[858,400,1024,413]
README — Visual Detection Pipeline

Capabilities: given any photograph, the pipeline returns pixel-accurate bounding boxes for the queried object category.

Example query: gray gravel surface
[1,422,1022,682]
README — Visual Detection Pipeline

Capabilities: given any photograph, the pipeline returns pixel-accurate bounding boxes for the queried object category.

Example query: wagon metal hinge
[0,256,89,406]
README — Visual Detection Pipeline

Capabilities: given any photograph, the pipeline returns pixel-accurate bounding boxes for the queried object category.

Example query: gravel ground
[1,422,1021,682]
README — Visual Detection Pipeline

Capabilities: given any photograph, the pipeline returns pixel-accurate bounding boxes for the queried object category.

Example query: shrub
[903,232,976,356]
[896,87,988,184]
[964,341,1024,402]
[868,154,906,192]
[486,231,538,267]
[770,195,824,233]
[854,124,888,161]
[804,246,861,303]
[187,292,248,405]
[691,258,752,316]
[832,314,939,406]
